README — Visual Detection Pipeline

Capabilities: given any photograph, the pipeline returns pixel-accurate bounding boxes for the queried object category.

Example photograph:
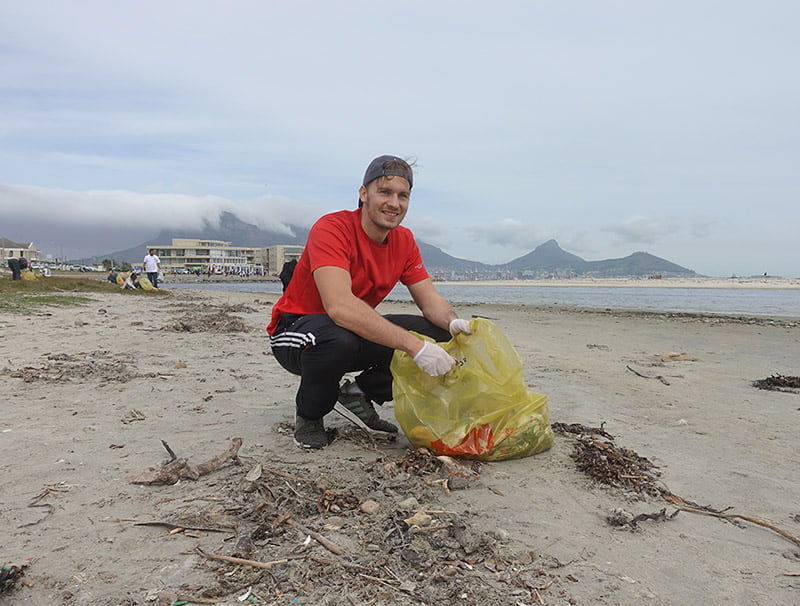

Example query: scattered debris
[554,422,656,497]
[626,364,671,385]
[150,436,570,604]
[129,438,243,485]
[120,409,146,424]
[752,374,800,393]
[556,421,800,546]
[660,352,697,362]
[134,513,235,534]
[0,564,27,594]
[565,430,663,497]
[607,507,679,529]
[552,422,614,441]
[7,350,138,383]
[163,312,249,333]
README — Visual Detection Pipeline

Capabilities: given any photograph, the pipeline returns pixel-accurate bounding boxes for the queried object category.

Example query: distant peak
[537,239,561,249]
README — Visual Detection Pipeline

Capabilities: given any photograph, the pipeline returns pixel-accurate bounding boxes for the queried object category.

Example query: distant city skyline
[1,2,798,278]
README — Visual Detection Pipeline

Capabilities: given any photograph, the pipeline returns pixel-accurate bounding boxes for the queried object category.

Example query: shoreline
[434,276,800,289]
[39,270,800,290]
[160,273,800,290]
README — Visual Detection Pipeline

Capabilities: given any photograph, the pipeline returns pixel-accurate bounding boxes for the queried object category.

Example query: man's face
[358,176,410,241]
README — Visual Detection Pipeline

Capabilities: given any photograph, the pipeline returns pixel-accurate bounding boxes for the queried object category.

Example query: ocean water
[163,281,800,318]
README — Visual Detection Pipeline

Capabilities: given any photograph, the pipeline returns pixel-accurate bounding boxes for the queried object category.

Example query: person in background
[7,257,22,280]
[107,269,118,283]
[143,249,161,288]
[267,155,473,449]
[122,271,140,290]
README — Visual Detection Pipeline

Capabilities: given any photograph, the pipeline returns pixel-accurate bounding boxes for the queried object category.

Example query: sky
[1,1,798,277]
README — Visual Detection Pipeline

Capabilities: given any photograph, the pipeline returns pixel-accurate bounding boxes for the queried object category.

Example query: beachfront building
[1,237,42,264]
[260,245,304,276]
[147,238,265,275]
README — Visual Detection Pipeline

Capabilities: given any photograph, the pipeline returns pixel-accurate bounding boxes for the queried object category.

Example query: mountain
[507,239,587,271]
[507,240,694,277]
[417,241,487,271]
[78,212,695,277]
[80,211,309,265]
[584,251,694,277]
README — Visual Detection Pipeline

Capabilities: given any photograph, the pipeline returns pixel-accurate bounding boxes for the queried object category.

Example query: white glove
[412,341,456,376]
[448,318,473,336]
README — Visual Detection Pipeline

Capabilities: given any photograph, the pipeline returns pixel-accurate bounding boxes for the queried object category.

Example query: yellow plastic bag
[391,318,553,461]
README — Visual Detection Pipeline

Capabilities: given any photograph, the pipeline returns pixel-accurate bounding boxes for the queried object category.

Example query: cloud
[0,184,324,235]
[404,214,452,250]
[0,184,330,260]
[466,218,548,249]
[602,215,718,246]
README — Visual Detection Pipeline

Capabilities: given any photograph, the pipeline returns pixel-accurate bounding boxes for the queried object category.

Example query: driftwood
[663,493,800,546]
[129,438,243,485]
[278,516,347,556]
[195,545,288,570]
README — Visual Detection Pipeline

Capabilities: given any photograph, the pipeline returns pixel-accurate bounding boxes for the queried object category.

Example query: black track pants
[269,313,450,419]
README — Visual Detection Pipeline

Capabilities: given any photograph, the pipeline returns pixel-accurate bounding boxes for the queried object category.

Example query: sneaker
[334,380,398,433]
[293,415,328,449]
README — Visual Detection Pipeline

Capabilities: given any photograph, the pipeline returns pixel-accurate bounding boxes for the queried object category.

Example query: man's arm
[407,278,458,331]
[314,265,426,357]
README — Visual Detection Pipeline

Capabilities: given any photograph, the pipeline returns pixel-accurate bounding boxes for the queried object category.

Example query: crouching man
[267,155,472,449]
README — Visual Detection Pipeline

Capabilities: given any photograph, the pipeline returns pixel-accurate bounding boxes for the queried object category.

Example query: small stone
[360,499,380,514]
[404,511,432,527]
[489,528,510,542]
[398,497,419,510]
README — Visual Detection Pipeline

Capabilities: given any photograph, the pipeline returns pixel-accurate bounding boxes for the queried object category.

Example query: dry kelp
[7,350,138,383]
[752,374,800,393]
[0,565,27,595]
[554,421,800,546]
[162,312,249,333]
[552,422,663,497]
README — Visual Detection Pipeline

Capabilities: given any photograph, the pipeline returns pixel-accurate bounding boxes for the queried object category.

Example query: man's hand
[448,318,473,336]
[413,341,456,376]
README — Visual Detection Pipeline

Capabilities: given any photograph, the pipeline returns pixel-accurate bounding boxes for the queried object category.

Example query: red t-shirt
[266,209,429,334]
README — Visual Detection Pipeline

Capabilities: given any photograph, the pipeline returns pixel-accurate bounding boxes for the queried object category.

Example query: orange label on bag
[430,423,495,456]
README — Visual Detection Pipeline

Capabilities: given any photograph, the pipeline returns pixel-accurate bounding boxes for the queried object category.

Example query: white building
[1,237,42,264]
[147,238,263,274]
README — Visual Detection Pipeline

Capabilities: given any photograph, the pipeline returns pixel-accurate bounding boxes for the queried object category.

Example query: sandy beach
[2,286,799,605]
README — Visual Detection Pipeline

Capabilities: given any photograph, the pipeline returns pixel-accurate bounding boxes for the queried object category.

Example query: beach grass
[0,273,165,313]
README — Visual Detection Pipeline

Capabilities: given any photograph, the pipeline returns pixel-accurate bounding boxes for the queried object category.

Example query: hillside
[79,212,695,278]
[507,239,587,271]
[82,211,309,265]
[505,239,695,277]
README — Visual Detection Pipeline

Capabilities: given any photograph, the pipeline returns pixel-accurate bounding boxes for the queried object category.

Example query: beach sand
[2,287,799,605]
